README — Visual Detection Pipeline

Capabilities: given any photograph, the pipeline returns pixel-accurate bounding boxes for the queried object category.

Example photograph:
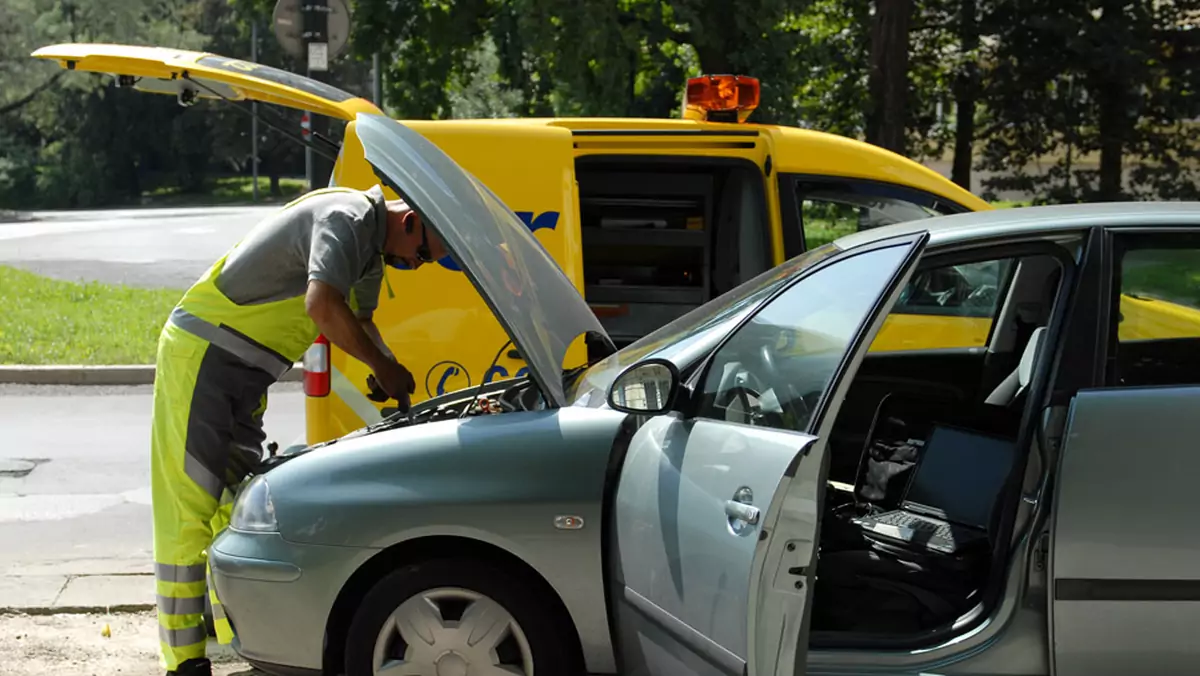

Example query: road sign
[308,42,329,71]
[301,111,311,139]
[272,0,351,61]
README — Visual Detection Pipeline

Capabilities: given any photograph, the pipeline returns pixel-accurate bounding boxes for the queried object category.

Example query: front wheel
[344,557,580,676]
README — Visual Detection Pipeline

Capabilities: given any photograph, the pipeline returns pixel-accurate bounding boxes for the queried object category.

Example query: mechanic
[148,185,448,676]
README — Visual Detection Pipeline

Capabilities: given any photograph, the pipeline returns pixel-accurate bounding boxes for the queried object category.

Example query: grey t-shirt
[215,185,388,319]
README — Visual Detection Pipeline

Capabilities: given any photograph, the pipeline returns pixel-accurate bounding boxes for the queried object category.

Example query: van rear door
[32,43,381,122]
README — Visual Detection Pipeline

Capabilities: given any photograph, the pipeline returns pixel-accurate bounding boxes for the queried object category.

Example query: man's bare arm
[359,316,395,361]
[305,280,390,372]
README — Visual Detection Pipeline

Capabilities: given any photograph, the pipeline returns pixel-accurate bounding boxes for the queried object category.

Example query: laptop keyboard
[857,511,961,553]
[875,511,954,540]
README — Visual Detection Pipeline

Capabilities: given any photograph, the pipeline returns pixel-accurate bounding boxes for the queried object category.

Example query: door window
[870,258,1014,352]
[1110,235,1200,387]
[792,179,961,250]
[696,244,911,432]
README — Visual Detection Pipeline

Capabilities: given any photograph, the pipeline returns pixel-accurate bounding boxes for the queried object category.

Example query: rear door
[610,234,927,676]
[31,43,381,122]
[1051,228,1200,676]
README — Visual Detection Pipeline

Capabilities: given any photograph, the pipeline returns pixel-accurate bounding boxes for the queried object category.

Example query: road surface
[0,383,305,579]
[0,205,277,289]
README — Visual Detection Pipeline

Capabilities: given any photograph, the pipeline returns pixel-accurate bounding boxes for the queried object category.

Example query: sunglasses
[385,211,435,269]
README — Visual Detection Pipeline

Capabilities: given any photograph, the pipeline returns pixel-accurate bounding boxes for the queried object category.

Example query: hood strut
[180,70,342,162]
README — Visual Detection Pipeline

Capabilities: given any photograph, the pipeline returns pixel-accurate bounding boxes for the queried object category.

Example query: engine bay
[254,376,547,473]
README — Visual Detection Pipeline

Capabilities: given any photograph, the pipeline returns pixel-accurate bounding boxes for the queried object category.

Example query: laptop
[853,424,1016,555]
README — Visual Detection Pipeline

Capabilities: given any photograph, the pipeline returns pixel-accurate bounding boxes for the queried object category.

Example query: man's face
[385,209,449,270]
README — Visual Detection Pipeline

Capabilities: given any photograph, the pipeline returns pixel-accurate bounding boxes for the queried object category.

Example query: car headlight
[230,475,278,533]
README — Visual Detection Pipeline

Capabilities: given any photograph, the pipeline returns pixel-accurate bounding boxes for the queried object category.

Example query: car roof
[834,201,1200,252]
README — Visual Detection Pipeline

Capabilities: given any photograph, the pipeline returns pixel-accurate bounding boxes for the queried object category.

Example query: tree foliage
[977,0,1200,202]
[0,0,1197,210]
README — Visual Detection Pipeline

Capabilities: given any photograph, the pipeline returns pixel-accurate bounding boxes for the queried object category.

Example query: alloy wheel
[371,586,534,676]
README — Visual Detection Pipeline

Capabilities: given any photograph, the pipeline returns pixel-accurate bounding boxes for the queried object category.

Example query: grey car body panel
[236,404,631,673]
[1050,385,1200,676]
[354,113,612,407]
[210,531,377,671]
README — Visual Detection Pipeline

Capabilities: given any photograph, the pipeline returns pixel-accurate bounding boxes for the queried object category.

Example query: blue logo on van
[436,211,560,272]
[484,365,530,383]
[425,361,472,396]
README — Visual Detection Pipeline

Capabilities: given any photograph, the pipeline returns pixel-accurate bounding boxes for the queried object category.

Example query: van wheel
[344,557,579,676]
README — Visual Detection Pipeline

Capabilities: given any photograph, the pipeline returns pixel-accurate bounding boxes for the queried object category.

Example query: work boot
[168,657,212,676]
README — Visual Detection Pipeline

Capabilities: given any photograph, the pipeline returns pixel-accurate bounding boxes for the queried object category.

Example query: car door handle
[725,500,760,525]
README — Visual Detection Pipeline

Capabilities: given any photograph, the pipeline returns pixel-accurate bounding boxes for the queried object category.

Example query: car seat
[984,326,1046,408]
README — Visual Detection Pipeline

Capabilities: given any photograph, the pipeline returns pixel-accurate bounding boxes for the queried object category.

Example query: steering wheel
[756,341,813,430]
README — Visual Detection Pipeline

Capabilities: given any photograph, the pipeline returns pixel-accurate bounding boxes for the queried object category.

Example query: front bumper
[209,527,375,673]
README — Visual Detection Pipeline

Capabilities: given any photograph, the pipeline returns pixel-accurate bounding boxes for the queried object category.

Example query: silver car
[210,113,1200,676]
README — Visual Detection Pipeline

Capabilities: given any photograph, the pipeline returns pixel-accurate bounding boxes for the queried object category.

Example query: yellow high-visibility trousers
[150,322,272,671]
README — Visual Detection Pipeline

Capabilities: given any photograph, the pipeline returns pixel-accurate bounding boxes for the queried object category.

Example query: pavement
[0,382,306,615]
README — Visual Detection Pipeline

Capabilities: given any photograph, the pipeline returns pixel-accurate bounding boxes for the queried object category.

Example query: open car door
[31,43,381,124]
[608,233,928,676]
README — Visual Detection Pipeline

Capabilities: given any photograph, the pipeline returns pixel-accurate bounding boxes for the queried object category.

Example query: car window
[695,244,910,433]
[1110,238,1200,387]
[869,258,1014,352]
[1118,248,1200,340]
[794,179,956,249]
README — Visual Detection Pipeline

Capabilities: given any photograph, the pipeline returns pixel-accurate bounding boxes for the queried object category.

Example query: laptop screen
[902,425,1016,529]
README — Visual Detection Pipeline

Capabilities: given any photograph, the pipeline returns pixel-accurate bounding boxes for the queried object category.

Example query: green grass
[141,176,307,207]
[0,266,183,365]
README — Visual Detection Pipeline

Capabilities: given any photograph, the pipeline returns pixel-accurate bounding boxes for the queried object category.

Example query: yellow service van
[35,43,1004,444]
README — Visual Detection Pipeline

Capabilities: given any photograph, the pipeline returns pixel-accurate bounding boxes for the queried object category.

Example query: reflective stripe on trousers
[167,307,292,381]
[150,323,272,670]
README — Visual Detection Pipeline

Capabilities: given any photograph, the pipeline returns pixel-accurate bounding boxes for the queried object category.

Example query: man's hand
[372,358,415,409]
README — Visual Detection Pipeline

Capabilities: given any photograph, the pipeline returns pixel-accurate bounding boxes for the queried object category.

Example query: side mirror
[607,359,680,414]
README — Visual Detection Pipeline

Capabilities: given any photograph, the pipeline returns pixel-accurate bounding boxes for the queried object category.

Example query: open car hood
[31,43,381,121]
[354,113,613,408]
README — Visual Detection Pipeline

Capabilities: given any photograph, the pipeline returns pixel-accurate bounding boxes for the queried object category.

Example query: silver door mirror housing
[607,359,680,414]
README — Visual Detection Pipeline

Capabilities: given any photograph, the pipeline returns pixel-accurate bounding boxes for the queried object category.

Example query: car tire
[344,557,581,676]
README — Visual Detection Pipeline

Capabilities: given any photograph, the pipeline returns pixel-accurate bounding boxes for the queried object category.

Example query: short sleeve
[349,258,383,319]
[308,202,371,298]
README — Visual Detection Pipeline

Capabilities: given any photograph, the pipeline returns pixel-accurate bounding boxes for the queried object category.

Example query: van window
[1110,234,1200,387]
[786,178,963,251]
[575,157,772,353]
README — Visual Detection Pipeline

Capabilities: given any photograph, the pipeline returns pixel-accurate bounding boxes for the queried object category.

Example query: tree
[347,0,806,124]
[978,0,1200,203]
[950,0,980,189]
[866,0,914,154]
[0,0,212,208]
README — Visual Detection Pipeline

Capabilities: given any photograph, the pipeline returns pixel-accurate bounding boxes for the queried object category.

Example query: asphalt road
[0,205,278,289]
[0,383,305,578]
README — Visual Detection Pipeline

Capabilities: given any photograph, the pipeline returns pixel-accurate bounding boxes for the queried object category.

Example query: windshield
[568,242,842,407]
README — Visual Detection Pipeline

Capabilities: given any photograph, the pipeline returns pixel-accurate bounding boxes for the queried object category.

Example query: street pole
[302,0,333,189]
[251,20,260,202]
[372,52,382,109]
